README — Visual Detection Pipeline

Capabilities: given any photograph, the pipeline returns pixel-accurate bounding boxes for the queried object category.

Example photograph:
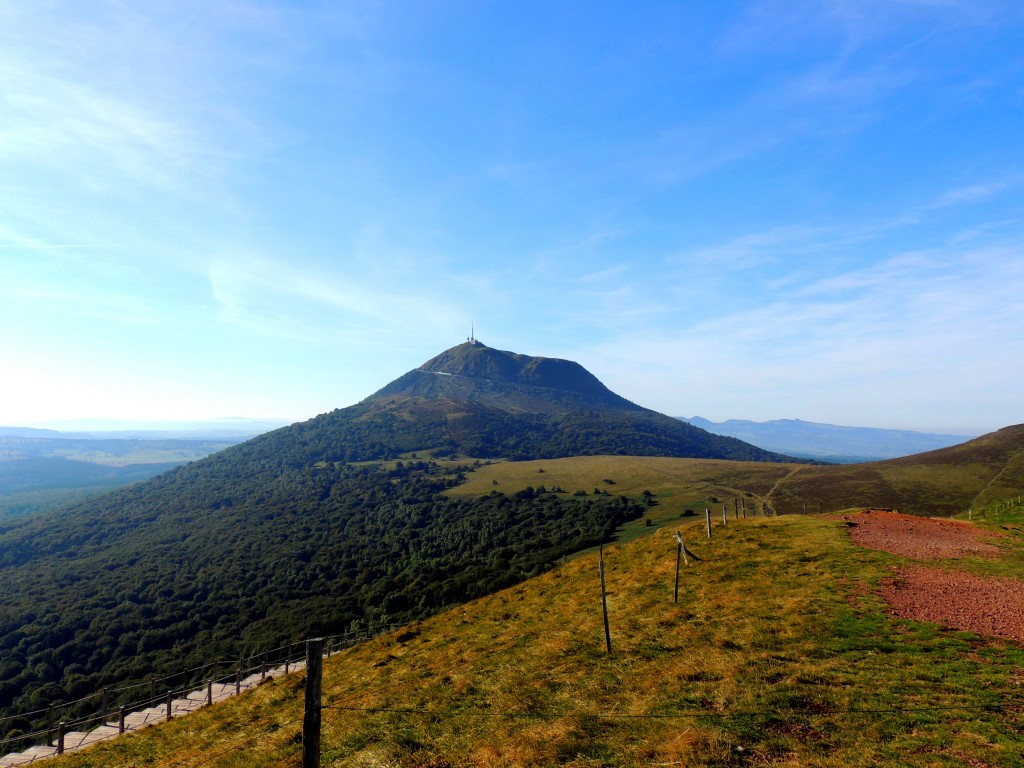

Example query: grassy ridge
[447,455,796,507]
[448,427,1024,518]
[41,502,1024,767]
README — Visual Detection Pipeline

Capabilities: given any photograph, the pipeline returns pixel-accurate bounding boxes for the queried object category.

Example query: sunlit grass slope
[43,506,1024,767]
[449,425,1024,518]
[447,455,798,506]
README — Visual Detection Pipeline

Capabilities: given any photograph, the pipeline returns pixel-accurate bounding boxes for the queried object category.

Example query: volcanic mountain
[316,341,793,462]
[0,341,793,734]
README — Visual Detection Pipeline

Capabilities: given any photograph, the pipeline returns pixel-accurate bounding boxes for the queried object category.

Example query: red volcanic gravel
[837,510,1023,642]
[878,566,1024,643]
[837,510,1003,560]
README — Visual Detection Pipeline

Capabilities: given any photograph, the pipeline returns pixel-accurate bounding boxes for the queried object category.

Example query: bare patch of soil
[838,510,1023,642]
[879,566,1024,642]
[836,510,1003,560]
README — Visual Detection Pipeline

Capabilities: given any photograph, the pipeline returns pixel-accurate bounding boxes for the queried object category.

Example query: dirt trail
[838,510,1023,643]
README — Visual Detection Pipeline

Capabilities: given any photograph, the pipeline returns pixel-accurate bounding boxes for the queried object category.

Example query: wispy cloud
[207,255,465,345]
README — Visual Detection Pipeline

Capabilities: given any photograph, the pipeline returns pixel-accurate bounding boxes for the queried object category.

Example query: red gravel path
[837,510,1024,643]
[837,509,1003,560]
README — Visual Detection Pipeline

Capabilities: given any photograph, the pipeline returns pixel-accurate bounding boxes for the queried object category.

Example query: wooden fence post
[673,532,688,603]
[722,505,727,526]
[207,678,213,706]
[57,722,66,755]
[118,707,125,734]
[236,661,242,696]
[46,705,55,747]
[705,507,712,539]
[303,638,324,768]
[599,545,612,654]
[166,690,173,721]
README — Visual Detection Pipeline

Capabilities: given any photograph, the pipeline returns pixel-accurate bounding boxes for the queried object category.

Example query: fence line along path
[0,659,308,767]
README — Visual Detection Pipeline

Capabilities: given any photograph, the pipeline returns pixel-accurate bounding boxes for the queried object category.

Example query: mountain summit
[371,341,643,414]
[314,341,794,463]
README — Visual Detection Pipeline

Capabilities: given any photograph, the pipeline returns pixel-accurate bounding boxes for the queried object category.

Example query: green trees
[0,458,642,739]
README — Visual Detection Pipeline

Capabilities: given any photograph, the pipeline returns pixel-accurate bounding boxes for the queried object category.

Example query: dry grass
[446,455,797,509]
[38,505,1024,767]
[448,445,1024,519]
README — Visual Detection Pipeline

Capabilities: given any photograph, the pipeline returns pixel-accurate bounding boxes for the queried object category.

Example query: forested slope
[0,455,641,739]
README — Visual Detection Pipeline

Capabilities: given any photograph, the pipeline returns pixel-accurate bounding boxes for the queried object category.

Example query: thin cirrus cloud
[206,256,464,343]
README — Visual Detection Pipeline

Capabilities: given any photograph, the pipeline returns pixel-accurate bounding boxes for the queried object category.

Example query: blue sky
[2,1,1022,434]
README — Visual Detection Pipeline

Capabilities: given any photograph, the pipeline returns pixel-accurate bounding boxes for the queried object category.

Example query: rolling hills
[448,425,1024,518]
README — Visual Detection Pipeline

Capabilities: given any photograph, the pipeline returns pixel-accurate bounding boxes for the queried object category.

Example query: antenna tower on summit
[467,323,477,345]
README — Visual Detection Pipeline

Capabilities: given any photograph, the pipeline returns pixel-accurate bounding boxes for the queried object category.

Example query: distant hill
[759,424,1024,516]
[449,425,1024,519]
[681,416,974,463]
[0,429,275,519]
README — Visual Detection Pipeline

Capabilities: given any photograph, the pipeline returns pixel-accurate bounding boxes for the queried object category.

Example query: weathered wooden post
[236,661,242,696]
[261,659,267,681]
[118,707,125,734]
[599,545,612,653]
[303,638,324,768]
[741,498,746,519]
[705,507,712,539]
[722,505,727,526]
[57,722,66,755]
[101,688,109,724]
[166,690,173,721]
[46,705,55,747]
[673,531,687,603]
[207,677,213,706]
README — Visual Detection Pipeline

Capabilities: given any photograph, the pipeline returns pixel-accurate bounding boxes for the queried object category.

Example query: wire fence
[0,625,399,759]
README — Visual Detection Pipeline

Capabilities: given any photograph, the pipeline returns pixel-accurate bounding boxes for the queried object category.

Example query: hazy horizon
[2,413,986,439]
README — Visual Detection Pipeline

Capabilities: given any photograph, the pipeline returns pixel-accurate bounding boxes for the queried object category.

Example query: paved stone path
[0,659,307,766]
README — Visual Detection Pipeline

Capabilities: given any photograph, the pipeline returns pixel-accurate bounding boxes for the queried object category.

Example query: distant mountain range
[679,417,975,463]
[0,417,289,440]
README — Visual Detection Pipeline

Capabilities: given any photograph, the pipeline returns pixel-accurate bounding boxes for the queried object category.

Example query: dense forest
[0,455,642,739]
[265,400,790,464]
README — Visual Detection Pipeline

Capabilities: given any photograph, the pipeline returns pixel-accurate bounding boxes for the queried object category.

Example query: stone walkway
[0,659,307,766]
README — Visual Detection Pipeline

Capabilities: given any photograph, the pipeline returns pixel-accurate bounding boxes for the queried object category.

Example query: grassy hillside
[36,500,1024,767]
[448,425,1024,518]
[447,455,797,505]
[765,424,1024,516]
